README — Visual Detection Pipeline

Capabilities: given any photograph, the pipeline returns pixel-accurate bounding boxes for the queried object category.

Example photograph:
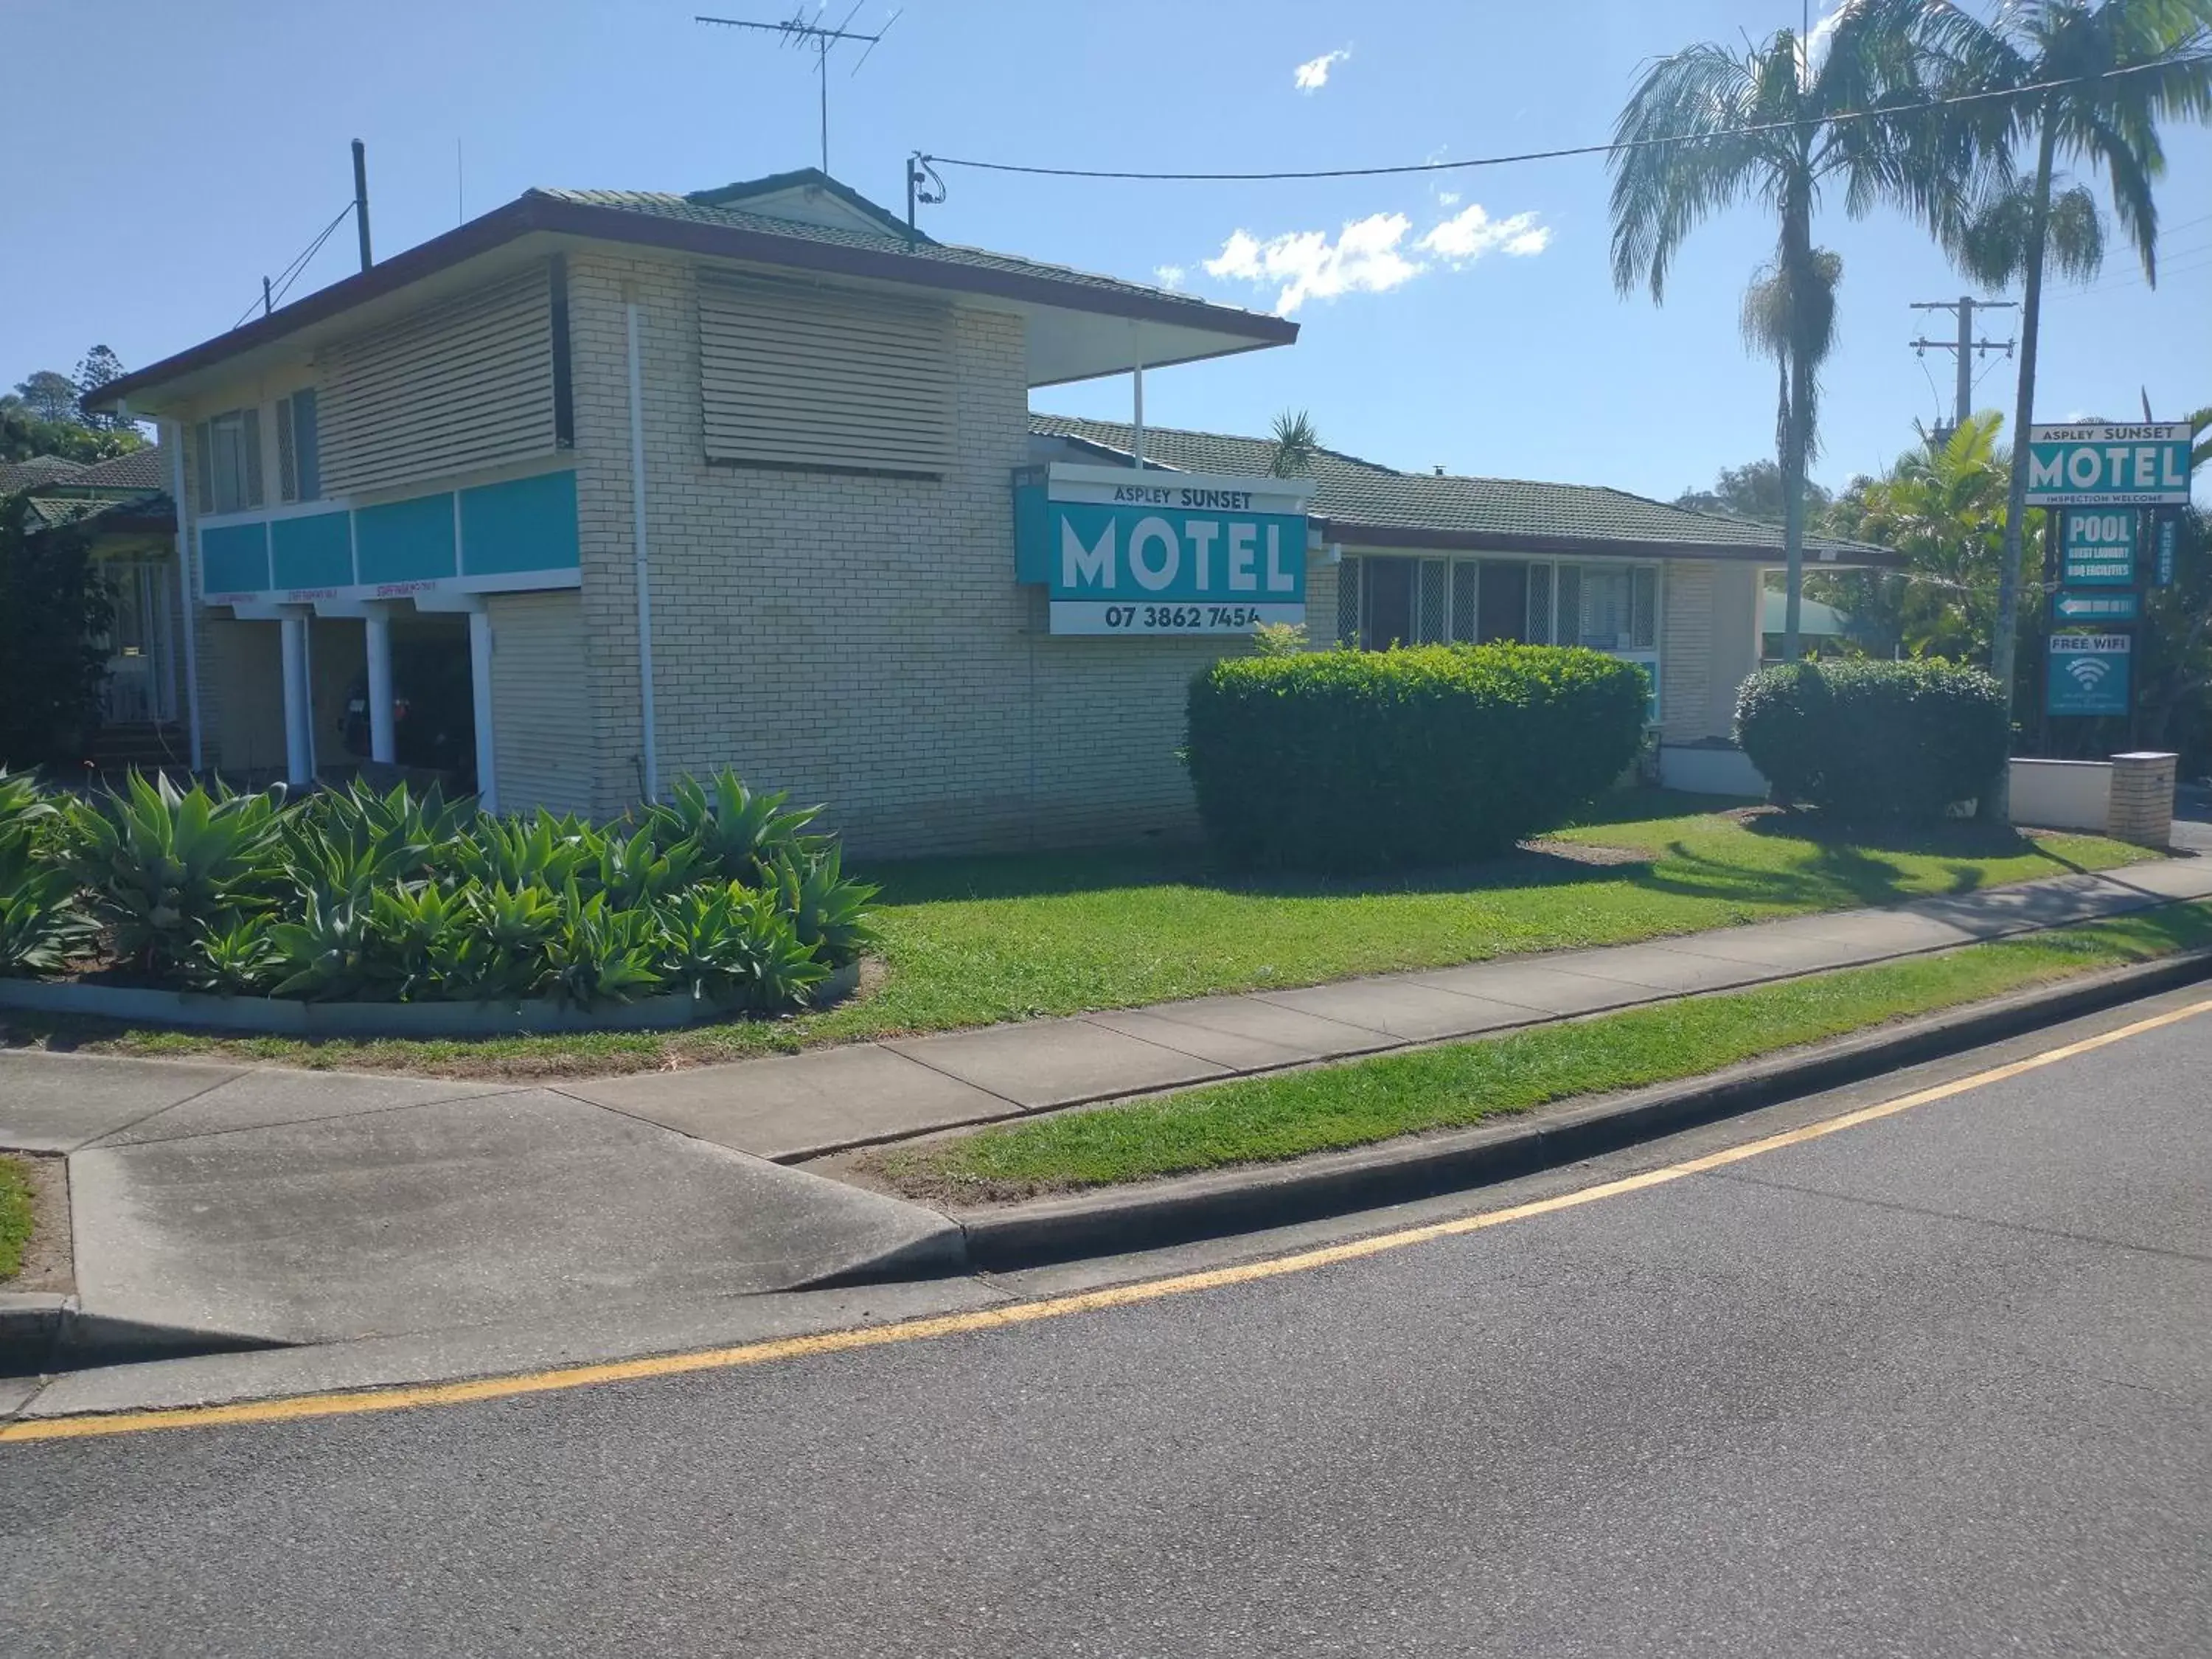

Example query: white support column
[467,605,498,815]
[165,422,204,771]
[278,611,313,786]
[364,605,397,765]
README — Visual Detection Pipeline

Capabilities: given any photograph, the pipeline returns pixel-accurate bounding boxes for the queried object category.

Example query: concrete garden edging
[0,959,861,1038]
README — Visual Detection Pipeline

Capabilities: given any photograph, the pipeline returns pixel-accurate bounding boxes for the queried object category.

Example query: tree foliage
[1674,459,1834,524]
[0,495,114,767]
[1609,0,1967,661]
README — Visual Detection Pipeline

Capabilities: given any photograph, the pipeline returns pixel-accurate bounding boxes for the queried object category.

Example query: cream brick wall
[561,251,1284,856]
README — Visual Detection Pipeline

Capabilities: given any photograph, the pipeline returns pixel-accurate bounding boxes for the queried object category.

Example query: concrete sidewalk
[562,857,2212,1160]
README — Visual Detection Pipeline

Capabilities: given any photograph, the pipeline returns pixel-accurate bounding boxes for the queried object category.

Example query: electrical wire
[231,201,358,331]
[918,57,2208,184]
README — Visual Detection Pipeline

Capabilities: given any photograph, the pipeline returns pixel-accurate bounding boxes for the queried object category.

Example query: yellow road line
[8,994,2208,1446]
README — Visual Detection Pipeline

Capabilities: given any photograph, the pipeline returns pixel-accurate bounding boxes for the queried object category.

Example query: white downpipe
[625,292,659,803]
[165,422,204,771]
[364,606,396,764]
[467,605,498,815]
[1130,324,1146,470]
[278,612,312,785]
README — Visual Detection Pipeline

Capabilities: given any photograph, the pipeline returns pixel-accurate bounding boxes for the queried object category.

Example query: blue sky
[7,0,2206,501]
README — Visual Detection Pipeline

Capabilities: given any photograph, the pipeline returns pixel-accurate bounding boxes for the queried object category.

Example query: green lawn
[0,1155,33,1283]
[4,794,2150,1080]
[872,900,2212,1204]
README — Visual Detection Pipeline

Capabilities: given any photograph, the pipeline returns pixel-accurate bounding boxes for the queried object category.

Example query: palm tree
[1267,409,1322,479]
[1915,0,2212,794]
[1610,0,1960,661]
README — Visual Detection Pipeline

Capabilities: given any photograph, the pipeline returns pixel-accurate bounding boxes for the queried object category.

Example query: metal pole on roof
[1130,324,1146,470]
[262,276,273,318]
[352,139,374,271]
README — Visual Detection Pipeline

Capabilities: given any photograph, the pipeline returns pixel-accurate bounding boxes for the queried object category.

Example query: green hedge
[1735,658,2008,821]
[1186,645,1649,872]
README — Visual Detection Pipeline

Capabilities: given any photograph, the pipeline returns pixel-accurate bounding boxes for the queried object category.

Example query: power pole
[1909,296,2017,441]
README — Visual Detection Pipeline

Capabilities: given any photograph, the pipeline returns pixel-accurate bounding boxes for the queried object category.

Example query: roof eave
[92,193,1294,412]
[1316,518,1904,568]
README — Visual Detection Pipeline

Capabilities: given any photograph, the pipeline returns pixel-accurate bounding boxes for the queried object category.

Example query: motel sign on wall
[1014,463,1315,636]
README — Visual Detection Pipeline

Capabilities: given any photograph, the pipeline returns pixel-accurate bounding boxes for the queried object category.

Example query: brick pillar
[2106,751,2177,847]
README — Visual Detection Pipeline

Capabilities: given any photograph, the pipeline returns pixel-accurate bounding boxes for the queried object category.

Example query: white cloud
[1154,264,1186,291]
[1416,203,1552,263]
[1436,189,1461,207]
[1200,202,1551,315]
[1204,214,1425,314]
[1293,47,1350,92]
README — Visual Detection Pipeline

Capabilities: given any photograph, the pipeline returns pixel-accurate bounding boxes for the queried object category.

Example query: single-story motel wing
[85,167,1898,856]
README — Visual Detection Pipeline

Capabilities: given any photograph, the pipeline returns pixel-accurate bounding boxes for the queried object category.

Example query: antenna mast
[696,7,900,174]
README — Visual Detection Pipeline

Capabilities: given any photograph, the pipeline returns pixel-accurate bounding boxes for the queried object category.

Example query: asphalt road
[5,996,2210,1657]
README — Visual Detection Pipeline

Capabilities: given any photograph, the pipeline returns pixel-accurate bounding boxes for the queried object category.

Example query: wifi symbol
[2067,658,2110,689]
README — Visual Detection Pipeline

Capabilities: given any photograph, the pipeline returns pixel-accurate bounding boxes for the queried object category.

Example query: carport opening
[341,611,477,793]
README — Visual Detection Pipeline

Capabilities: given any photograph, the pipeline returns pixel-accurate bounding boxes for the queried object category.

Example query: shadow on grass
[867,838,1667,906]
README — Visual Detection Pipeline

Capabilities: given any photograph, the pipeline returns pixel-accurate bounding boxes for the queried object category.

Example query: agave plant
[433,882,561,1001]
[287,778,466,897]
[366,881,474,1002]
[184,914,280,995]
[67,773,285,973]
[449,810,599,894]
[266,888,378,1001]
[0,778,94,976]
[542,880,669,1007]
[589,821,705,911]
[766,846,879,968]
[645,771,824,884]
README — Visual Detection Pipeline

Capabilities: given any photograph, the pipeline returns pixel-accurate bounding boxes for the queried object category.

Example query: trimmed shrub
[1186,644,1649,872]
[1735,658,2008,821]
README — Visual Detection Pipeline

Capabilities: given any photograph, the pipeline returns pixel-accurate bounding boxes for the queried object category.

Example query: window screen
[1450,561,1480,642]
[1526,563,1553,644]
[1418,559,1449,644]
[1631,566,1659,650]
[1335,555,1362,646]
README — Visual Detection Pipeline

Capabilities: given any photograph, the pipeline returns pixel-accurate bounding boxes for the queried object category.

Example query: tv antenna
[696,6,902,175]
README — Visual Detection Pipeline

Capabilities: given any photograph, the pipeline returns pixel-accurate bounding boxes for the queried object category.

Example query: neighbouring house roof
[1029,415,1902,568]
[90,169,1295,413]
[1761,590,1853,636]
[68,444,167,490]
[16,445,174,538]
[0,453,90,493]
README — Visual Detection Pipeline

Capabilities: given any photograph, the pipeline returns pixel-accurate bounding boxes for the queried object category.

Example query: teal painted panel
[355,493,457,585]
[459,470,579,577]
[270,510,352,591]
[201,522,269,594]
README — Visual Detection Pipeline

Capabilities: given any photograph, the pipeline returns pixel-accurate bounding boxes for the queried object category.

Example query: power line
[231,201,356,330]
[917,56,2208,184]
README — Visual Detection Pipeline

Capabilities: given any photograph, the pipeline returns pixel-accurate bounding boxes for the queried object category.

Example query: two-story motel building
[91,169,1895,855]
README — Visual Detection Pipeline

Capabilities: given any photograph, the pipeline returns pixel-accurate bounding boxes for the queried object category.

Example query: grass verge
[869,900,2212,1205]
[0,797,2151,1081]
[0,1155,32,1283]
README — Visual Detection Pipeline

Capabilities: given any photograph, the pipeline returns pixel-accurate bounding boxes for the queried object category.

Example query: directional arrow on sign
[2053,590,2140,622]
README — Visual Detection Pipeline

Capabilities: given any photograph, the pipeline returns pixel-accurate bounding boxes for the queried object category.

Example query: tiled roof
[1029,414,1893,563]
[21,490,174,532]
[532,185,1273,324]
[69,444,165,490]
[0,453,88,493]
